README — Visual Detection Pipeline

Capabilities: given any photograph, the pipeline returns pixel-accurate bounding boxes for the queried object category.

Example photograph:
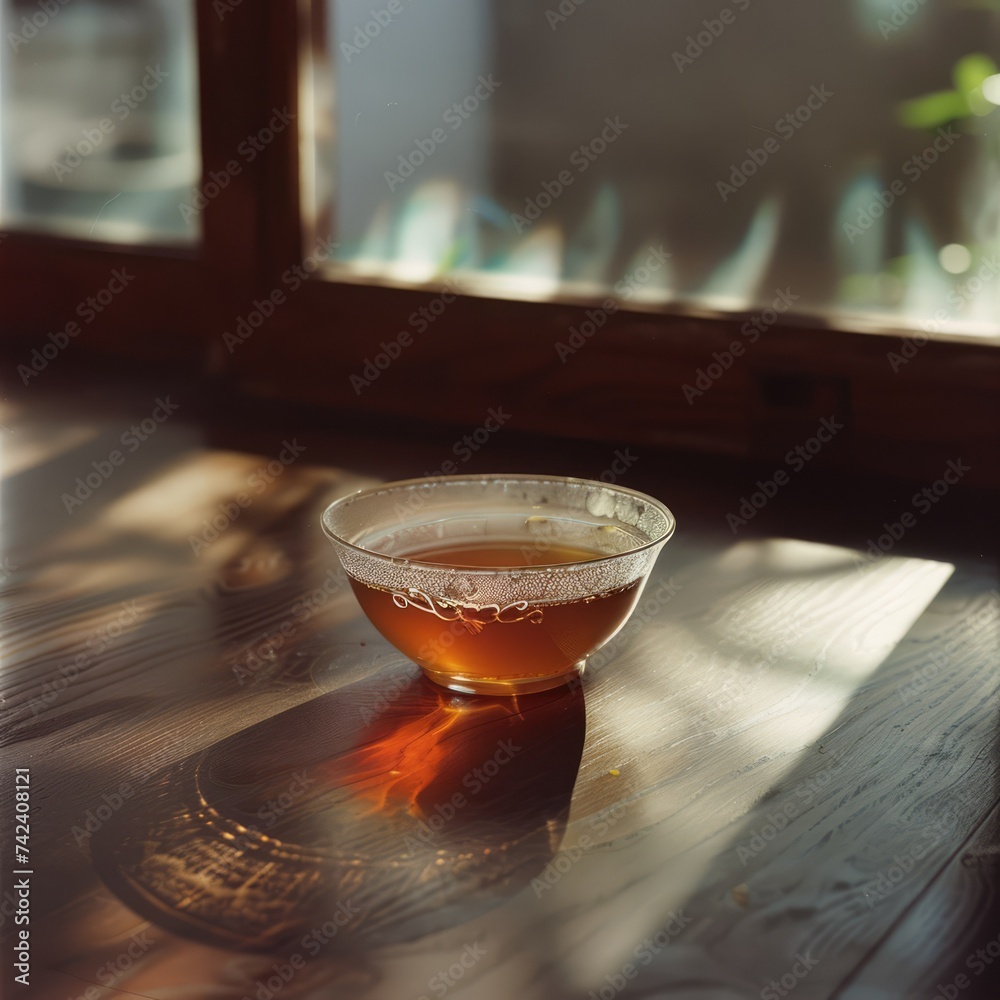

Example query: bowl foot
[419,661,585,696]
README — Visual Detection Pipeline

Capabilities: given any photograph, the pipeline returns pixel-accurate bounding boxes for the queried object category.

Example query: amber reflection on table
[89,673,585,953]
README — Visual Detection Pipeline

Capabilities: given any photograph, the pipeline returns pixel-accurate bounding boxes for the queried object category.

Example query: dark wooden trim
[217,275,1000,488]
[0,0,285,355]
[254,0,306,283]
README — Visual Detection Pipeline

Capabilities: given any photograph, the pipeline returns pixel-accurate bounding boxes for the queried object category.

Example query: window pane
[313,1,1000,339]
[0,0,200,245]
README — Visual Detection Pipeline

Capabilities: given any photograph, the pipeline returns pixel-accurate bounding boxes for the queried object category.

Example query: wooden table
[2,370,998,1000]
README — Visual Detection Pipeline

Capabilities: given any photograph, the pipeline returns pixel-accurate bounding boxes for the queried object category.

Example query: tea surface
[349,539,643,689]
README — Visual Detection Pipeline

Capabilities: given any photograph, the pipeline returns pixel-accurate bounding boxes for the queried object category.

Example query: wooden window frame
[1,0,997,488]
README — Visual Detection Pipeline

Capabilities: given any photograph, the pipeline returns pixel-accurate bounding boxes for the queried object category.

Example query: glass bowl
[322,474,675,695]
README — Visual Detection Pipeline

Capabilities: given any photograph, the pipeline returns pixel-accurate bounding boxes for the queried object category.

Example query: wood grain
[0,381,996,1000]
[836,800,1000,999]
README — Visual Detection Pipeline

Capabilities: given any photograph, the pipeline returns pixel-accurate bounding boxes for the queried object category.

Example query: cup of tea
[321,475,675,695]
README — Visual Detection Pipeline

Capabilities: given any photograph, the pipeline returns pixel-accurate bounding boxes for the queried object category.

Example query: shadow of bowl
[90,669,586,953]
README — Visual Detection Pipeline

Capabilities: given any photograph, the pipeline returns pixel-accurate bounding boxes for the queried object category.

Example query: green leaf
[898,89,968,129]
[953,52,999,116]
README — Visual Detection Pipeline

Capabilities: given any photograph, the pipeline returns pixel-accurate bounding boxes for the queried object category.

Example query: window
[1,0,997,489]
[314,0,1000,340]
[0,0,200,245]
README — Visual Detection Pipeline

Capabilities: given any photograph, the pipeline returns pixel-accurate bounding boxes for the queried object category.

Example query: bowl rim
[321,473,676,576]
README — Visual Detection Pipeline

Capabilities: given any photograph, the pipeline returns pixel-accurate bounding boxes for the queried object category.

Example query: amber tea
[322,475,675,695]
[349,540,644,694]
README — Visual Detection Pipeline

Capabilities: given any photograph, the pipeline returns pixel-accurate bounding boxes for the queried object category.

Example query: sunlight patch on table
[549,538,955,991]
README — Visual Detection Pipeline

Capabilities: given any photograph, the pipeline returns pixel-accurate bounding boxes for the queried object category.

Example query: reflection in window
[0,0,199,245]
[315,0,1000,339]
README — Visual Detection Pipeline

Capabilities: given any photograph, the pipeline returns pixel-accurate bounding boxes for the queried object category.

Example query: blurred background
[0,0,997,484]
[1,0,199,244]
[320,0,1000,336]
